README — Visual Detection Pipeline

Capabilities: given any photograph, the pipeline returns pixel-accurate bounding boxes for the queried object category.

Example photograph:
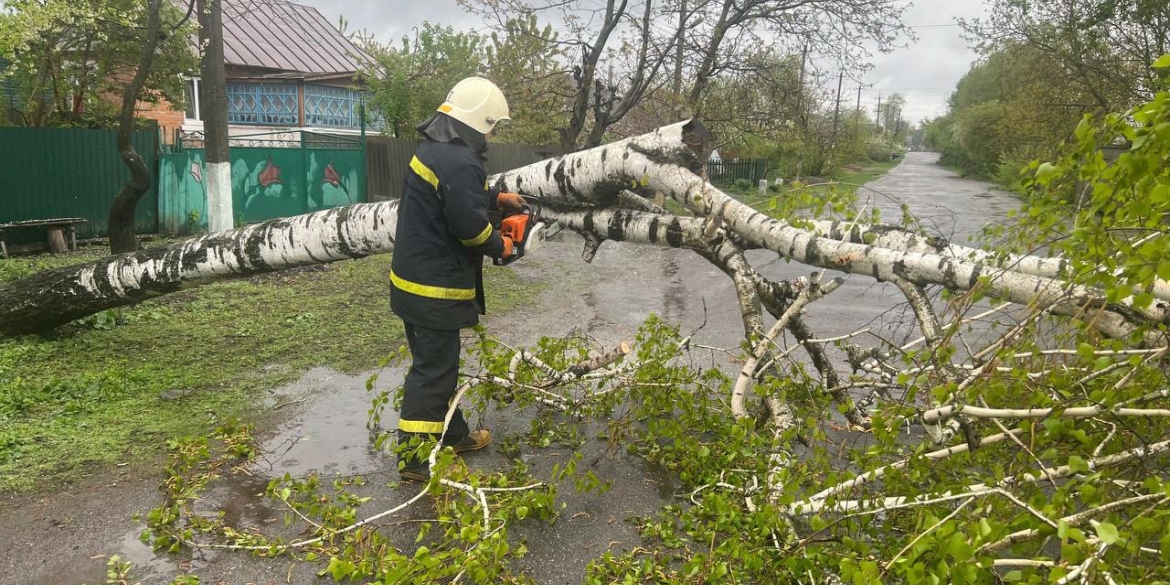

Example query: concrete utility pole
[198,0,232,232]
[876,93,882,133]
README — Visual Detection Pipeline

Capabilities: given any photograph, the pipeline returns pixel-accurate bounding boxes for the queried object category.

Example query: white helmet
[438,77,511,135]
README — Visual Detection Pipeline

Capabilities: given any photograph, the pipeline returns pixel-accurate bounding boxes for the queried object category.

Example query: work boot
[398,463,430,483]
[446,429,492,454]
[396,430,432,483]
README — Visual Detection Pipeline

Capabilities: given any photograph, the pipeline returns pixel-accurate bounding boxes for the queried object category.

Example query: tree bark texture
[0,203,399,335]
[2,120,1166,344]
[107,0,164,254]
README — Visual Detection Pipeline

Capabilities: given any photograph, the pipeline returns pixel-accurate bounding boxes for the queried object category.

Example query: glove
[497,191,525,210]
[501,236,514,258]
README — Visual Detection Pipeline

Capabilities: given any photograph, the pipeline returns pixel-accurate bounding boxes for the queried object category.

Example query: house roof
[222,0,369,77]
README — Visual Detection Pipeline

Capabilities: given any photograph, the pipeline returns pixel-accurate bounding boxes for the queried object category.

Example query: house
[140,0,375,141]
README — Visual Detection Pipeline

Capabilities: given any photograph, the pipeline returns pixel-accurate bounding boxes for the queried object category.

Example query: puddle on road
[40,527,179,585]
[252,367,404,478]
[68,367,411,584]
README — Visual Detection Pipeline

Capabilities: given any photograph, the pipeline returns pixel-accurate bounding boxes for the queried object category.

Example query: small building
[139,0,375,142]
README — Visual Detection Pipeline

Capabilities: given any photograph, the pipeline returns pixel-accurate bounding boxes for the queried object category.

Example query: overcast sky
[299,0,990,124]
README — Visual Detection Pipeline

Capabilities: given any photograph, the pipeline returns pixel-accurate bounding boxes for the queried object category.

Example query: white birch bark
[0,202,400,334]
[492,121,1166,342]
[3,120,1166,344]
[807,219,1170,305]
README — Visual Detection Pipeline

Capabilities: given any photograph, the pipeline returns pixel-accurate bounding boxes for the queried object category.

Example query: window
[226,82,299,125]
[184,77,201,121]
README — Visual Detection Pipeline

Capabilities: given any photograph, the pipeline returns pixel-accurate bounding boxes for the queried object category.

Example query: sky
[298,0,990,124]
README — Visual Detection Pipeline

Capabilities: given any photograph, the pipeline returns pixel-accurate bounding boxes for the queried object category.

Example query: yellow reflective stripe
[390,270,475,300]
[410,156,439,190]
[460,223,492,247]
[399,419,445,433]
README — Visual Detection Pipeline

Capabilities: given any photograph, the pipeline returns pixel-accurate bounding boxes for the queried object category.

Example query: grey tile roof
[222,0,370,76]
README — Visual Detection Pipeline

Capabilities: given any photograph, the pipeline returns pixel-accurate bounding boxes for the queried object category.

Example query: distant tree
[360,23,482,137]
[967,0,1168,111]
[924,44,1100,183]
[483,15,569,145]
[877,92,905,138]
[462,0,910,151]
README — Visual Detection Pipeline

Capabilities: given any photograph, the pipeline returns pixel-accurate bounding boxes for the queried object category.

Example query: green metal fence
[158,130,366,235]
[708,158,768,185]
[0,126,159,242]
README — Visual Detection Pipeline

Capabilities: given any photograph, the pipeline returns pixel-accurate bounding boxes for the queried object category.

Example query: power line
[859,86,954,92]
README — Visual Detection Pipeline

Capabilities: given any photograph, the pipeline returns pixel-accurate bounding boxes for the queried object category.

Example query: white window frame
[184,76,201,121]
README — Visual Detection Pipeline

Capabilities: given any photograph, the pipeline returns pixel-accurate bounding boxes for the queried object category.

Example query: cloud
[296,0,483,42]
[855,0,989,122]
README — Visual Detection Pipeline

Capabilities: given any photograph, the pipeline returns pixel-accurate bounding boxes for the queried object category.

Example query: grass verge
[720,157,903,213]
[0,242,531,492]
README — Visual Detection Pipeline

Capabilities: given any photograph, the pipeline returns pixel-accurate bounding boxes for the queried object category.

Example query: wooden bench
[0,218,88,259]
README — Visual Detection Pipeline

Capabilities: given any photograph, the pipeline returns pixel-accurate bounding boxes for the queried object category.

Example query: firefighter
[390,77,525,482]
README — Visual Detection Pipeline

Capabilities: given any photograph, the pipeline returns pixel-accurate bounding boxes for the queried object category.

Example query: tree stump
[46,227,68,253]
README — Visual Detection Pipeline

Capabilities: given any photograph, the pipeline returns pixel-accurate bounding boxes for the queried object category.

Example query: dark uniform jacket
[390,115,506,330]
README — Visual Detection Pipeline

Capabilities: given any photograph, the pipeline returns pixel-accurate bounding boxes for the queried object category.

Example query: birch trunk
[1,120,1165,344]
[490,121,1167,341]
[806,219,1170,305]
[0,203,399,335]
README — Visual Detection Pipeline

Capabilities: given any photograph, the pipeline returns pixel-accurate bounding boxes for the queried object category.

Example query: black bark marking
[545,160,553,181]
[968,262,983,290]
[180,244,210,272]
[628,143,703,175]
[681,119,712,162]
[803,237,822,266]
[334,207,357,258]
[648,217,660,244]
[666,218,683,248]
[607,211,626,241]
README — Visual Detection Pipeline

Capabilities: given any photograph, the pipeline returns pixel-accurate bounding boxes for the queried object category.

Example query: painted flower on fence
[323,163,341,187]
[258,156,283,187]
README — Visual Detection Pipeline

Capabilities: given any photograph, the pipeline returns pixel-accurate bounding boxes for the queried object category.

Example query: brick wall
[136,97,185,143]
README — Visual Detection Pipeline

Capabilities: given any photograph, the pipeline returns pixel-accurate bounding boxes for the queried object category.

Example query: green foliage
[483,15,568,145]
[0,246,530,492]
[0,0,197,128]
[924,46,1085,183]
[360,23,483,137]
[1008,57,1170,310]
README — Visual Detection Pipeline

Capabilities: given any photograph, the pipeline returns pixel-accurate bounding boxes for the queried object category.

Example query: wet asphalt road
[0,153,1024,585]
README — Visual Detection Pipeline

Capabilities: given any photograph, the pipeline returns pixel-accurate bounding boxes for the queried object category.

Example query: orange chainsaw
[492,203,548,266]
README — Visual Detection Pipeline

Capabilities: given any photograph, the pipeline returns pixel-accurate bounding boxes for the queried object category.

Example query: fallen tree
[2,121,1165,341]
[6,110,1170,583]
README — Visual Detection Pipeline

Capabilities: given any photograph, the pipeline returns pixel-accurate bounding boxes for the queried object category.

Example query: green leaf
[1154,54,1170,69]
[1067,455,1089,473]
[1035,162,1060,184]
[1094,522,1120,545]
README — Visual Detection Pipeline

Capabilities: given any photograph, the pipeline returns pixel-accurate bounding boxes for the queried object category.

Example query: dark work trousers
[398,323,470,447]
